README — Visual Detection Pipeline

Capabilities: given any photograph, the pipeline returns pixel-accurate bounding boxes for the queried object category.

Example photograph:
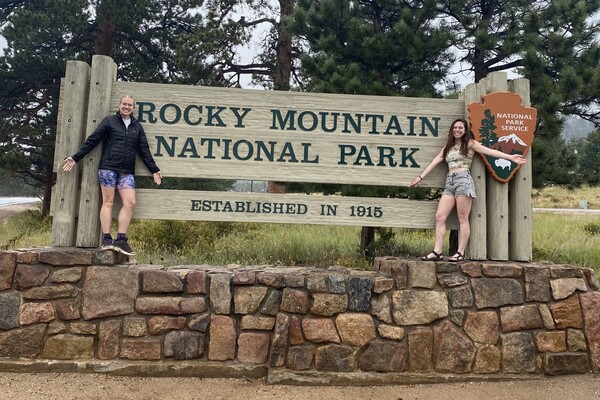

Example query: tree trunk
[360,226,375,257]
[267,0,295,190]
[272,0,294,91]
[94,15,116,56]
[41,166,54,218]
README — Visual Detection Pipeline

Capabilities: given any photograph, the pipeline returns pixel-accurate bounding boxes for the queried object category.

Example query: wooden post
[509,78,533,261]
[75,55,117,247]
[463,83,487,260]
[486,72,509,260]
[51,61,90,246]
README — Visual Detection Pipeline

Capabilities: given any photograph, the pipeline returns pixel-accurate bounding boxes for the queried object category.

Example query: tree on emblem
[478,109,498,147]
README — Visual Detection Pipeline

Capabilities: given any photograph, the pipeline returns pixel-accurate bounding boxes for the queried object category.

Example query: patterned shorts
[98,169,135,190]
[442,170,476,198]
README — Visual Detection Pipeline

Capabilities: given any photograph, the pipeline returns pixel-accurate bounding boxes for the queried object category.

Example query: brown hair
[442,118,473,159]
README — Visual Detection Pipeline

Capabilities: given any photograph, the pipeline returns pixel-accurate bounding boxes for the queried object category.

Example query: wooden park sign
[52,56,534,261]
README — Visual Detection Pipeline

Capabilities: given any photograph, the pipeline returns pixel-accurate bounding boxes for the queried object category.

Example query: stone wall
[1,248,599,384]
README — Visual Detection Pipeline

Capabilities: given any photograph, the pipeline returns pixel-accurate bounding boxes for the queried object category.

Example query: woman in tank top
[408,118,527,262]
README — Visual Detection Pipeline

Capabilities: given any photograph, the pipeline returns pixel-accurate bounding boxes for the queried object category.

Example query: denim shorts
[98,169,135,190]
[442,170,476,198]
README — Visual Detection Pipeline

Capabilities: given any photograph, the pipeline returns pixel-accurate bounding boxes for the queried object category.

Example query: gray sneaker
[112,238,136,256]
[101,238,115,250]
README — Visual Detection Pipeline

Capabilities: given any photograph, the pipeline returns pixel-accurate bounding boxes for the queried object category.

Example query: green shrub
[129,220,255,253]
[583,223,600,236]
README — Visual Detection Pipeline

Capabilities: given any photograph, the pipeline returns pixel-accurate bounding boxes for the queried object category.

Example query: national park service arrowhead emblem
[468,92,536,183]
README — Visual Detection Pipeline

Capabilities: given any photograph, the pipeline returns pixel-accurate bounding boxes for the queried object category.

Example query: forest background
[1,0,599,214]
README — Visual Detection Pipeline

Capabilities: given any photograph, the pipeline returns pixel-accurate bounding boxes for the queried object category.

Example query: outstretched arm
[62,116,111,172]
[408,148,445,187]
[470,140,527,165]
[152,171,162,185]
[62,157,76,172]
[137,124,161,178]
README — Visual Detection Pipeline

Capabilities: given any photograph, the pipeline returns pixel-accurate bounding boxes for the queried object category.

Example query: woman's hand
[511,154,527,165]
[153,171,162,185]
[408,175,423,188]
[62,157,76,172]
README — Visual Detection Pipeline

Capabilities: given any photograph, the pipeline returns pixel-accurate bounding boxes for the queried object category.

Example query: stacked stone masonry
[1,248,600,381]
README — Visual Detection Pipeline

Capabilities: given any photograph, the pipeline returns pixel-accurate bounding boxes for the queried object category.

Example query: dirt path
[1,373,600,400]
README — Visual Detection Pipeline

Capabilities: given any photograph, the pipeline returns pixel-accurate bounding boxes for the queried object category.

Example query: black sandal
[421,251,443,261]
[448,252,465,262]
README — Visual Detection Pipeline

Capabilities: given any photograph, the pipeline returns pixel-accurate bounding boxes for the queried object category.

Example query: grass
[532,184,600,209]
[532,213,600,270]
[128,220,371,268]
[0,209,52,250]
[1,186,600,275]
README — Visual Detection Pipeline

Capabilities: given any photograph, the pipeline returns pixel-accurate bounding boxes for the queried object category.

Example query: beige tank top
[445,144,474,170]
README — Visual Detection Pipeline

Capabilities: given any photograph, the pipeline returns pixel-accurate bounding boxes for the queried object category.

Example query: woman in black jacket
[62,95,162,255]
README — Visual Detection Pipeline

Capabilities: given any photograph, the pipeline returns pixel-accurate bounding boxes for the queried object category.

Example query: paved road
[0,197,40,208]
[533,208,600,214]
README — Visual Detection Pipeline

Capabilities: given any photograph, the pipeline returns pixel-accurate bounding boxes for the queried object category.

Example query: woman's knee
[435,212,448,224]
[457,210,471,224]
[118,189,137,209]
[122,198,136,209]
[102,198,115,208]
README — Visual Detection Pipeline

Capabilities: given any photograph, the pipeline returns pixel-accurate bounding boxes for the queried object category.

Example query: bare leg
[455,195,473,255]
[117,188,136,234]
[432,195,457,254]
[99,186,116,234]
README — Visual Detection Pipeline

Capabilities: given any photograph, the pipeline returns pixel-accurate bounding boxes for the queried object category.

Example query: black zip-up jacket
[72,113,159,175]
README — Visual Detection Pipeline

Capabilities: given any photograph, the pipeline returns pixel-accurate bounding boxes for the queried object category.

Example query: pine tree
[439,0,600,187]
[478,109,498,147]
[288,0,453,96]
[0,0,206,215]
[578,129,600,185]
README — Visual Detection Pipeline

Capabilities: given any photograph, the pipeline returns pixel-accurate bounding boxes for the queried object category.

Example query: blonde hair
[119,95,135,106]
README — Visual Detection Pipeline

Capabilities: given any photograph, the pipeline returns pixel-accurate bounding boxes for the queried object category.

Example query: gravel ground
[1,373,600,400]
